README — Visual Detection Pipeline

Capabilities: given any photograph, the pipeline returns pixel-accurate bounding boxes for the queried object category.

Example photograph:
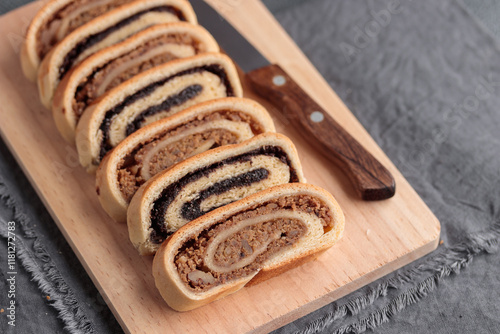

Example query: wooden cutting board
[0,1,440,333]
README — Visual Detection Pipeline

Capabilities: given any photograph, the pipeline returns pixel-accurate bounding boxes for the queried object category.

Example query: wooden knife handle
[247,64,395,200]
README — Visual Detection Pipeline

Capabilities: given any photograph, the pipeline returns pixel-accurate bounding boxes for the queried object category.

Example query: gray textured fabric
[461,0,500,39]
[1,0,499,333]
[0,0,32,14]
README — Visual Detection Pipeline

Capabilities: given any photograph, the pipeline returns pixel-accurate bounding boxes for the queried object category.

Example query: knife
[190,0,396,201]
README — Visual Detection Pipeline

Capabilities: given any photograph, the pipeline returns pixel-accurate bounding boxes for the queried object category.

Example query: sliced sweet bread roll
[21,0,136,81]
[96,97,275,223]
[37,0,197,108]
[76,53,242,172]
[52,22,219,144]
[127,133,305,256]
[152,183,345,311]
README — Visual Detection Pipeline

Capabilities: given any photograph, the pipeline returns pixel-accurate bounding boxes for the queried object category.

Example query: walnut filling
[116,111,264,202]
[118,129,240,201]
[59,6,187,80]
[209,218,304,272]
[73,33,205,118]
[149,146,300,244]
[174,195,333,291]
[96,64,234,163]
[36,0,133,59]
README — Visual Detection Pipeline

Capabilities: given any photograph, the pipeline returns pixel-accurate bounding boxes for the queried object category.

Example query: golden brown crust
[21,0,76,82]
[152,183,345,311]
[96,97,275,223]
[75,52,243,173]
[21,38,39,82]
[36,0,197,109]
[52,22,219,144]
[246,248,327,287]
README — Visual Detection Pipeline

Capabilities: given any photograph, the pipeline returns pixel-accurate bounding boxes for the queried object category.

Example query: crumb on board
[46,295,51,300]
[439,240,444,245]
[0,308,4,313]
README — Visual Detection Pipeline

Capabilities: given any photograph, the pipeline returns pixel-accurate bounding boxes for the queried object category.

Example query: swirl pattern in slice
[76,53,243,172]
[96,97,275,223]
[152,183,345,311]
[37,0,197,108]
[127,133,305,255]
[53,22,219,143]
[21,0,137,81]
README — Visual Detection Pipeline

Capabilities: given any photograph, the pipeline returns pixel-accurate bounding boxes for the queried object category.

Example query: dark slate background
[1,0,499,333]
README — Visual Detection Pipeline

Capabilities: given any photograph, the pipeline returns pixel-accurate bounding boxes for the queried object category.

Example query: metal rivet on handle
[310,111,324,123]
[272,75,286,86]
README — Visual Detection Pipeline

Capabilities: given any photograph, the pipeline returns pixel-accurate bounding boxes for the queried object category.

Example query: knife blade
[190,0,395,200]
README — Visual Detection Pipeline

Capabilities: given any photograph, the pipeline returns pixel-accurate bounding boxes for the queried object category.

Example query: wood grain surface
[0,1,440,333]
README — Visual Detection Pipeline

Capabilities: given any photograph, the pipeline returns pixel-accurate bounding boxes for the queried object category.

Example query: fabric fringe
[0,180,95,334]
[296,221,500,334]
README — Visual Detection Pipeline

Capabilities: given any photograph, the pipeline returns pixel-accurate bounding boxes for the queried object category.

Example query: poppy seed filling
[180,168,270,221]
[59,6,187,80]
[149,146,299,244]
[96,65,234,162]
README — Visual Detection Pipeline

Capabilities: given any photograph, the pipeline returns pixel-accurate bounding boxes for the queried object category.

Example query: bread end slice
[152,183,345,311]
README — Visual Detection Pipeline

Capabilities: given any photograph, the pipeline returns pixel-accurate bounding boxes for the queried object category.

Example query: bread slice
[52,22,219,144]
[152,183,345,311]
[127,132,305,256]
[37,0,197,108]
[21,0,137,82]
[75,52,242,172]
[96,97,275,223]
